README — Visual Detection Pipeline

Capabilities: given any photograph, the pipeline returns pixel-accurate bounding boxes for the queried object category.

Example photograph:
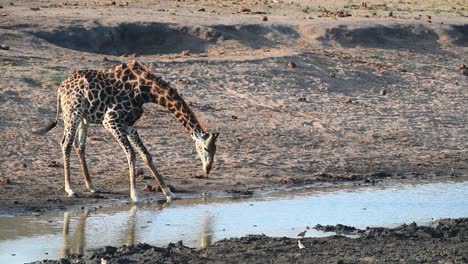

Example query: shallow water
[1,179,468,264]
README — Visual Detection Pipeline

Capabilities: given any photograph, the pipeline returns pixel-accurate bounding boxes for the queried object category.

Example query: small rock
[380,89,387,96]
[298,97,307,102]
[135,167,144,176]
[279,176,296,184]
[330,72,336,78]
[287,62,296,68]
[0,178,11,185]
[142,184,155,192]
[345,98,353,104]
[102,56,109,61]
[47,160,60,167]
[388,11,393,17]
[180,50,190,56]
[0,44,10,50]
[110,1,116,5]
[457,64,466,70]
[240,7,251,13]
[461,68,468,76]
[30,7,40,11]
[197,8,206,12]
[262,16,268,21]
[231,115,238,120]
[425,15,431,22]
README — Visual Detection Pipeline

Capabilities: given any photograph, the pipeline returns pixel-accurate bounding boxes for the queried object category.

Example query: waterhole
[1,179,467,263]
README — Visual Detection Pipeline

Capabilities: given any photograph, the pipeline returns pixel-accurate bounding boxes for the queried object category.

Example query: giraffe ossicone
[33,60,218,202]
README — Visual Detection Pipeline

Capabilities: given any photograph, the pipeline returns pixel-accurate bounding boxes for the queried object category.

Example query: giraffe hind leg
[126,127,177,202]
[62,116,81,197]
[73,120,100,193]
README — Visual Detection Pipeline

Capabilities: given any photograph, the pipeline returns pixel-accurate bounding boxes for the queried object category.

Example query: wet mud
[31,218,468,264]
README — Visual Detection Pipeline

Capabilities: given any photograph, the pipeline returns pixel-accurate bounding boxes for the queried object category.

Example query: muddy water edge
[0,178,466,263]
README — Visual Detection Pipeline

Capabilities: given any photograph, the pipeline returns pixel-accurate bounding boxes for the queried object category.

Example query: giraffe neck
[114,61,207,137]
[154,85,207,136]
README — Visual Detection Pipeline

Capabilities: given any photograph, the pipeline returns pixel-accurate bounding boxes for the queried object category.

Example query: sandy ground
[0,0,467,216]
[31,218,468,264]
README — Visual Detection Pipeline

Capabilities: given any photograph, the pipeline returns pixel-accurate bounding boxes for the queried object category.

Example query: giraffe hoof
[165,191,177,202]
[67,191,78,198]
[89,187,101,193]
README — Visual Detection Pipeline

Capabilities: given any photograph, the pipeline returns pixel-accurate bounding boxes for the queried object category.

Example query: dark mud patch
[33,23,220,55]
[30,218,468,264]
[314,218,468,239]
[33,23,299,55]
[315,24,466,52]
[446,24,468,47]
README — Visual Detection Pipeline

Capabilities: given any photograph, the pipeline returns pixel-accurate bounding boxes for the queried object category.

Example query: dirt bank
[0,0,467,216]
[30,218,468,264]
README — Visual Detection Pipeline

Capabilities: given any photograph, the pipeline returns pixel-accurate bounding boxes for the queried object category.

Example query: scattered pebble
[0,178,11,185]
[0,44,10,50]
[330,72,336,78]
[425,15,432,23]
[240,7,251,13]
[287,62,296,68]
[135,167,144,176]
[47,160,60,167]
[180,50,190,56]
[262,16,268,21]
[380,89,387,96]
[30,7,40,11]
[102,56,109,61]
[142,184,155,192]
[231,115,238,120]
[279,176,296,184]
[197,8,206,12]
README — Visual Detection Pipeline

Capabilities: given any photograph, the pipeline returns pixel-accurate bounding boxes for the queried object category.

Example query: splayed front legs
[104,121,176,203]
[126,127,177,202]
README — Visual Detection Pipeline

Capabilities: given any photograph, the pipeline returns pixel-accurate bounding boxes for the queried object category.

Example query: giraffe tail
[32,93,60,135]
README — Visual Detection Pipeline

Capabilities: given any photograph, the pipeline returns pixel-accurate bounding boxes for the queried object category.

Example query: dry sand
[0,0,467,215]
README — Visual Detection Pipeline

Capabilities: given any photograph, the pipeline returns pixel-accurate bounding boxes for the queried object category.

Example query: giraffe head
[194,132,219,175]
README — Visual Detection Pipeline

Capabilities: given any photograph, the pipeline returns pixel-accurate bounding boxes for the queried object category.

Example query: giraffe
[33,60,218,202]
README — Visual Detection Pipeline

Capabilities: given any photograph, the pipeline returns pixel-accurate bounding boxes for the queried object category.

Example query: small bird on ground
[298,240,305,249]
[297,230,307,237]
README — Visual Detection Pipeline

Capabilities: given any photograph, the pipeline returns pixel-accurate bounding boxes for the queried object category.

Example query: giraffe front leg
[73,121,100,193]
[126,127,177,202]
[104,121,138,203]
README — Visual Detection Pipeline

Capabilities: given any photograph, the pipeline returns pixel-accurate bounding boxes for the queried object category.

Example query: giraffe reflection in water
[197,215,215,248]
[59,206,137,258]
[59,205,216,256]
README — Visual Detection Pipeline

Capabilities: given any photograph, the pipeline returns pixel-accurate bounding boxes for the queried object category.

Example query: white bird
[298,240,305,249]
